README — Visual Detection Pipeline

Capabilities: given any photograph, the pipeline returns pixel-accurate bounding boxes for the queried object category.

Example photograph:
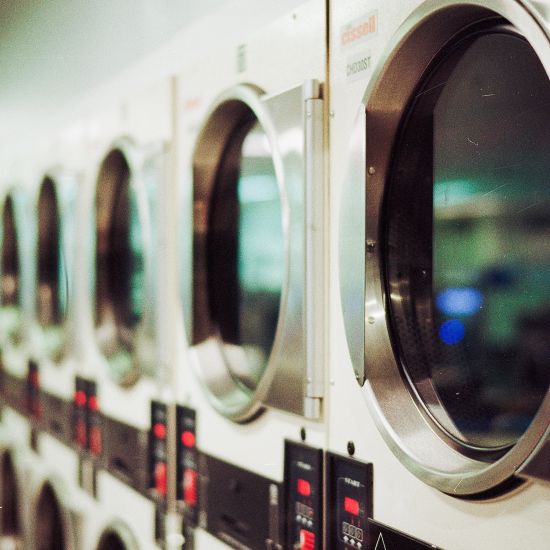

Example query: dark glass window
[385,30,550,448]
[1,196,19,307]
[37,178,63,326]
[207,115,284,391]
[96,150,145,346]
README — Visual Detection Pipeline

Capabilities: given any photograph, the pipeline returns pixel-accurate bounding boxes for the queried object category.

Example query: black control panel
[201,453,283,550]
[326,453,372,549]
[73,377,101,456]
[86,380,101,457]
[150,400,168,500]
[176,405,198,526]
[368,520,443,549]
[73,376,88,449]
[284,440,323,550]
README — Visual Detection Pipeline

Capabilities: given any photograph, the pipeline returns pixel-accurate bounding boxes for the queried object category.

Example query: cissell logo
[341,12,378,47]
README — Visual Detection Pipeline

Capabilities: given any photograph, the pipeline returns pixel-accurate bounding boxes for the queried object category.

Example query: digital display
[344,496,360,516]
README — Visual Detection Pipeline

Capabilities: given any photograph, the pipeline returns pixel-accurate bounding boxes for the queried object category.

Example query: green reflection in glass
[128,189,145,328]
[235,122,284,385]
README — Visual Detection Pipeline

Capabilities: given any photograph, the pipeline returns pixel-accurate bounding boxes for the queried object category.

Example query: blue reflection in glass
[439,320,466,345]
[436,287,483,317]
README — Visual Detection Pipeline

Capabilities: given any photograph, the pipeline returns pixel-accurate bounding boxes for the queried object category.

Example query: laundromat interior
[0,1,549,549]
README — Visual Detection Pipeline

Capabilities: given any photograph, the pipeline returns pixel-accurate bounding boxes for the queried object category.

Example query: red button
[344,496,360,516]
[76,419,87,447]
[181,431,195,448]
[74,390,86,407]
[30,371,39,386]
[183,468,197,506]
[153,423,167,440]
[155,462,167,497]
[300,529,315,550]
[89,426,102,456]
[88,395,99,412]
[297,478,311,497]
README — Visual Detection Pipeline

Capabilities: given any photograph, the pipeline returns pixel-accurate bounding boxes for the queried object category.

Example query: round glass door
[192,93,286,420]
[358,1,550,496]
[206,117,284,390]
[95,149,145,384]
[384,27,550,450]
[37,178,66,360]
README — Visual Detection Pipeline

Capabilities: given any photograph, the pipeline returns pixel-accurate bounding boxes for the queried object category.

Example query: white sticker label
[340,11,378,49]
[346,50,372,82]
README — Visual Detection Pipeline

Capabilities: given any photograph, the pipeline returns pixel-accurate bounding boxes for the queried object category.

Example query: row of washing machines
[1,0,550,549]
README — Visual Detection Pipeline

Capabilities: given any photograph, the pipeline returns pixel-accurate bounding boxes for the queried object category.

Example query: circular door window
[37,178,66,360]
[95,149,146,384]
[35,483,65,550]
[1,194,21,341]
[363,2,550,496]
[192,89,286,420]
[386,27,550,449]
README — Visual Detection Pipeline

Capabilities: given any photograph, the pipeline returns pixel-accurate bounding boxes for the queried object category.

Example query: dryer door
[341,0,550,497]
[187,82,325,422]
[36,176,73,362]
[94,141,161,386]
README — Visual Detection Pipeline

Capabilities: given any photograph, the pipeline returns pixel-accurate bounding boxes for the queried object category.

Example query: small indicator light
[76,419,87,447]
[297,478,311,497]
[183,468,198,505]
[153,423,167,440]
[89,426,102,456]
[88,395,98,412]
[181,431,195,448]
[344,496,360,516]
[74,390,86,407]
[30,371,39,386]
[155,462,167,497]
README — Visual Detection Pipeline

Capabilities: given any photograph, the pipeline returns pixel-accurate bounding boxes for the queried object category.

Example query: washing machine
[333,0,550,548]
[169,1,327,548]
[75,79,172,550]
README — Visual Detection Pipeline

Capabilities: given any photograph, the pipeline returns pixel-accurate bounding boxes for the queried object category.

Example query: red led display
[297,478,311,497]
[344,496,360,516]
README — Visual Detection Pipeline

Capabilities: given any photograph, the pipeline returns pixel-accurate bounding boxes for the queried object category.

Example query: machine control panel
[177,405,198,525]
[326,453,372,549]
[73,376,88,448]
[150,400,168,499]
[73,377,101,456]
[368,520,443,549]
[284,440,323,550]
[86,380,101,456]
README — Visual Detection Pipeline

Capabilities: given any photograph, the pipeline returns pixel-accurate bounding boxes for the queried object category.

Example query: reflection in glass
[1,196,19,307]
[0,195,21,342]
[385,31,550,448]
[207,117,284,391]
[37,179,62,326]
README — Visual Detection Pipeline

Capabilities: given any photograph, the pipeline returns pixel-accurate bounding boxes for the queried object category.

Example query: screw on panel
[368,166,376,175]
[366,241,375,253]
[300,427,306,442]
[347,441,355,456]
[367,316,375,325]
